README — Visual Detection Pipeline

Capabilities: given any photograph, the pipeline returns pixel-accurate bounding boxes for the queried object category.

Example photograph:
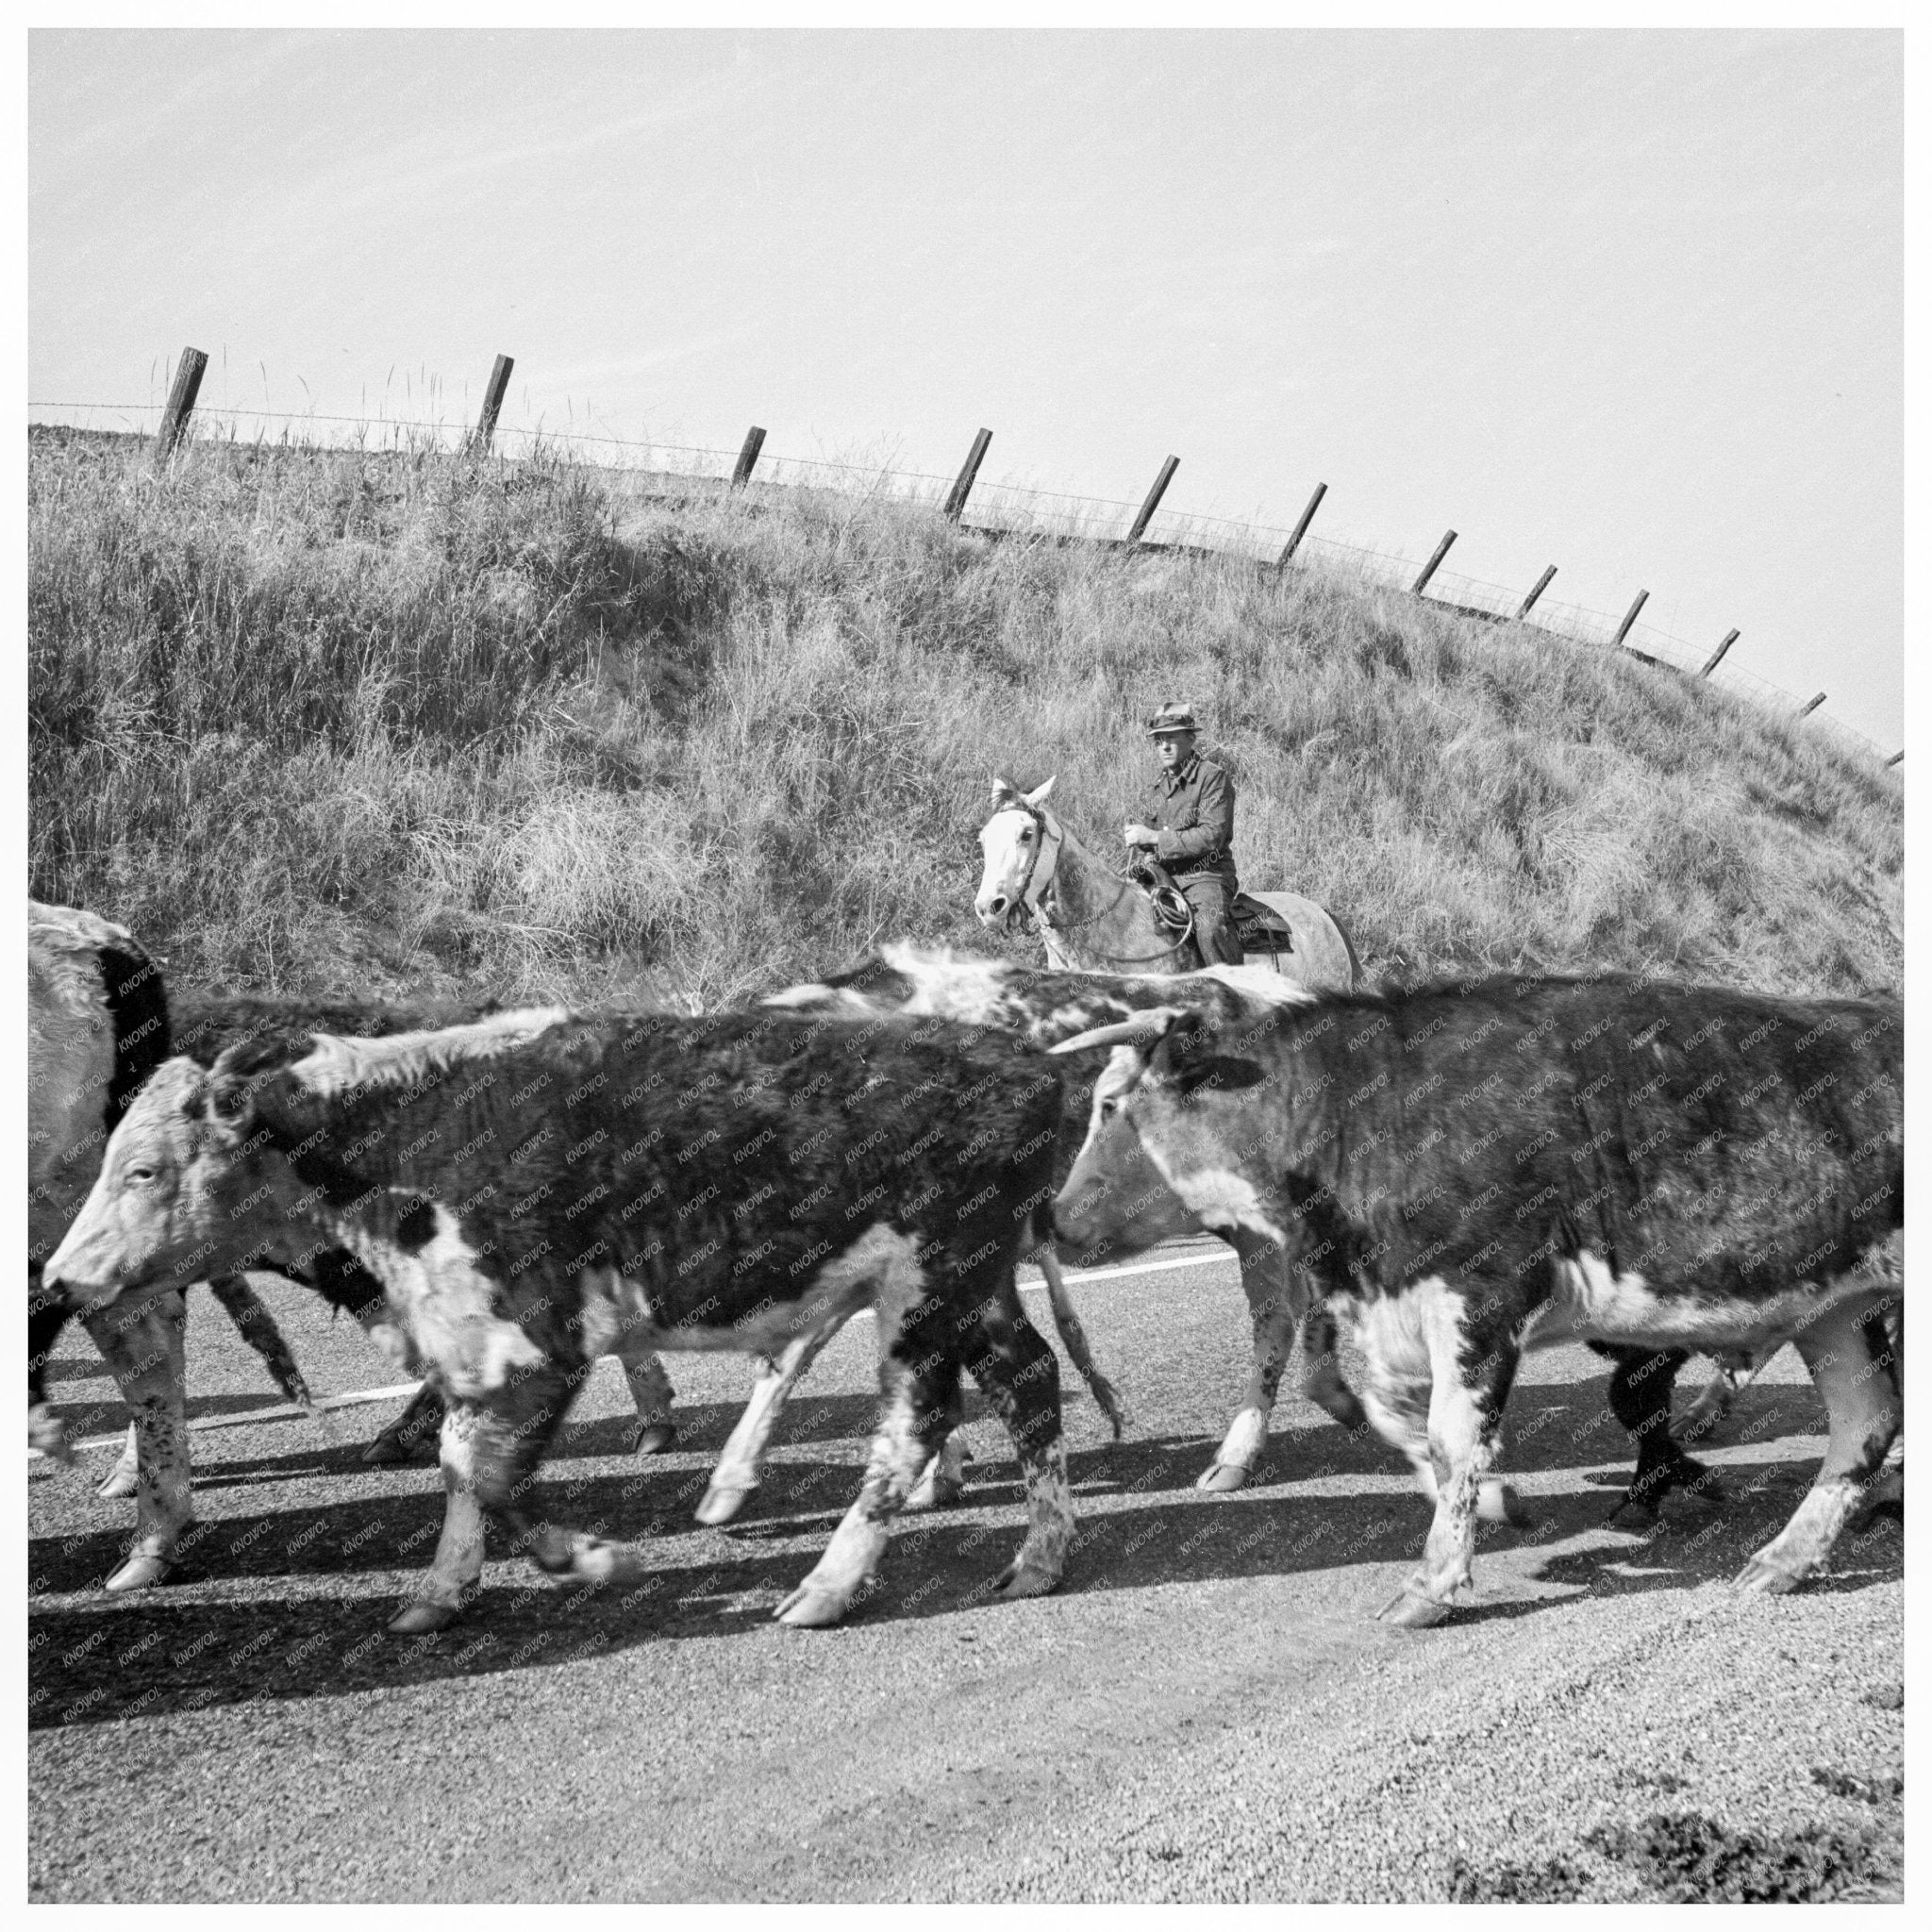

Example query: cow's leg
[97,1423,140,1500]
[696,1325,841,1526]
[479,1359,649,1596]
[957,1291,1074,1602]
[620,1349,676,1457]
[82,1291,192,1592]
[1738,1297,1902,1594]
[905,1391,971,1513]
[28,1274,75,1463]
[1678,1345,1770,1444]
[389,1400,491,1634]
[1198,1232,1299,1492]
[1298,1298,1368,1435]
[206,1274,311,1407]
[363,1381,445,1465]
[776,1307,966,1628]
[1379,1289,1517,1628]
[1036,1242,1127,1438]
[1597,1344,1717,1524]
[1354,1302,1527,1534]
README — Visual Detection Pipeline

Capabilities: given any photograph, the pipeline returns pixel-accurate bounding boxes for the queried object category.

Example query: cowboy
[1124,701,1245,966]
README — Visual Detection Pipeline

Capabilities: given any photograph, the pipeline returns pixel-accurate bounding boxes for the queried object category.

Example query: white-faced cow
[48,1008,1076,1632]
[1051,974,1902,1624]
[768,944,1372,1483]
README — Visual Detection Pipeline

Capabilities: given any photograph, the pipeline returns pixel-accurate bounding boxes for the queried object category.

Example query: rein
[1008,803,1198,967]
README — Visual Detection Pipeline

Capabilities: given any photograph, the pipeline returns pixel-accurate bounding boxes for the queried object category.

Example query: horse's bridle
[1000,801,1198,967]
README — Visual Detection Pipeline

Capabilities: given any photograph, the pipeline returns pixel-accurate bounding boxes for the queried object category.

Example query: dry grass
[27,429,1902,1008]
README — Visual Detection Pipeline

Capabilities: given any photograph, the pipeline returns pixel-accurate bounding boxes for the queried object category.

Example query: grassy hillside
[27,431,1903,1008]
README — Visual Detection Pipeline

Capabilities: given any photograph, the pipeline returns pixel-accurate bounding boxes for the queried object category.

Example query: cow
[46,1007,1076,1632]
[29,903,308,1524]
[1049,974,1902,1624]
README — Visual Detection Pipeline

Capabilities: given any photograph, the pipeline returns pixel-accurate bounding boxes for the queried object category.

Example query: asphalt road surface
[28,1250,1903,1902]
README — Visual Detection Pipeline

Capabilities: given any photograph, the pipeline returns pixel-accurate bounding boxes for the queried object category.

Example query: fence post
[1885,751,1903,768]
[152,346,208,466]
[470,354,514,456]
[1700,629,1740,677]
[1516,565,1557,618]
[1124,456,1179,547]
[1794,692,1826,719]
[731,425,767,491]
[942,428,991,521]
[1412,529,1457,596]
[1277,483,1327,567]
[1610,590,1649,649]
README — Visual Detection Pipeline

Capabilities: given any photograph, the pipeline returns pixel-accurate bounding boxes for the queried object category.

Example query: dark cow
[1050,974,1902,1623]
[48,1008,1075,1630]
[28,904,308,1546]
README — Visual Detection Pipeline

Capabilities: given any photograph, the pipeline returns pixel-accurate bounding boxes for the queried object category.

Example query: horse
[974,774,1359,992]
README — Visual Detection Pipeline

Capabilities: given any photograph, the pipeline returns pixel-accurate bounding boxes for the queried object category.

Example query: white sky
[28,27,1904,744]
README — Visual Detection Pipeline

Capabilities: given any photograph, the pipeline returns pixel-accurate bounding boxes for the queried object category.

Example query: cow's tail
[206,1276,312,1408]
[1037,1244,1127,1439]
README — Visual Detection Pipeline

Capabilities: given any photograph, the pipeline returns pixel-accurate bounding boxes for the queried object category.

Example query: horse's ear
[990,774,1020,807]
[1024,775,1057,808]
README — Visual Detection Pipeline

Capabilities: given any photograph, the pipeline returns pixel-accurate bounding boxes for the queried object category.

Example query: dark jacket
[1148,754,1238,885]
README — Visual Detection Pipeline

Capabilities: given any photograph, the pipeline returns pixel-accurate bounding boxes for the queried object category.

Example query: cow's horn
[1049,1008,1189,1056]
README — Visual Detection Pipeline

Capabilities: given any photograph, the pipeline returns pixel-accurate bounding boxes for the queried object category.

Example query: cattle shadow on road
[28,1418,1898,1734]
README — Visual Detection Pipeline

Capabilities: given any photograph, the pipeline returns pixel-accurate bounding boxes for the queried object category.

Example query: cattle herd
[28,879,1903,1647]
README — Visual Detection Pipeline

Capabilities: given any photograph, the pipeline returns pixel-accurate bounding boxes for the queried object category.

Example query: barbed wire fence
[29,347,1901,774]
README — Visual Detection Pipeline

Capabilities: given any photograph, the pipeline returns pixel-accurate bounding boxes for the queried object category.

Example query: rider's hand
[1124,823,1158,850]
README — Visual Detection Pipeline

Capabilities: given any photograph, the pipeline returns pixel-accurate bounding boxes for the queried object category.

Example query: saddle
[1129,858,1296,967]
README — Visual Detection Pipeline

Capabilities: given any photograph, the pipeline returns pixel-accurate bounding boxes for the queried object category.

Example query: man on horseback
[1124,701,1244,966]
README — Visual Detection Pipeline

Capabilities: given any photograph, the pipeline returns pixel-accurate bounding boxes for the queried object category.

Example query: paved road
[28,1253,1902,1901]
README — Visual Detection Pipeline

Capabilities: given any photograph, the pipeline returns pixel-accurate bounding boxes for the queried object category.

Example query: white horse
[974,775,1359,992]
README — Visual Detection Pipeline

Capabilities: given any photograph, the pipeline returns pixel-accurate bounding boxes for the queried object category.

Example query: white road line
[28,1246,1237,1459]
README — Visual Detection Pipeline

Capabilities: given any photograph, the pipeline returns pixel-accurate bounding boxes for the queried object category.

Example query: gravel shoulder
[27,1258,1903,1902]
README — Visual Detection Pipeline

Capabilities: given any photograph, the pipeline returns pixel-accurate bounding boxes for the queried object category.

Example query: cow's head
[975,774,1058,929]
[1049,1007,1273,1261]
[42,1056,310,1310]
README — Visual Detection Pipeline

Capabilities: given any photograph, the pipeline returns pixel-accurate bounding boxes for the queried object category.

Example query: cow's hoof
[1374,1587,1454,1629]
[361,1429,429,1467]
[774,1584,849,1628]
[1196,1461,1251,1493]
[388,1600,459,1635]
[695,1483,756,1527]
[630,1422,677,1457]
[991,1559,1061,1601]
[1735,1555,1804,1595]
[904,1471,965,1514]
[569,1540,648,1587]
[96,1463,140,1502]
[105,1552,176,1592]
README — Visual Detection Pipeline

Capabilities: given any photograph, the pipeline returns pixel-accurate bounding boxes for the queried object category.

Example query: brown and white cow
[48,1007,1076,1631]
[1051,974,1903,1624]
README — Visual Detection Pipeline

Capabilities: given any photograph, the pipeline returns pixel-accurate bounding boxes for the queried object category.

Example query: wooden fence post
[1794,692,1826,719]
[1412,529,1457,596]
[1700,629,1740,677]
[470,354,514,456]
[731,425,767,490]
[1277,483,1327,567]
[1885,751,1903,768]
[942,428,991,521]
[1125,456,1179,547]
[1610,589,1649,649]
[1516,565,1557,618]
[152,346,208,466]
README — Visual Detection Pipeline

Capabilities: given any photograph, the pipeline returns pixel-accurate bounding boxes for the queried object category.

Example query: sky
[28,28,1905,745]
